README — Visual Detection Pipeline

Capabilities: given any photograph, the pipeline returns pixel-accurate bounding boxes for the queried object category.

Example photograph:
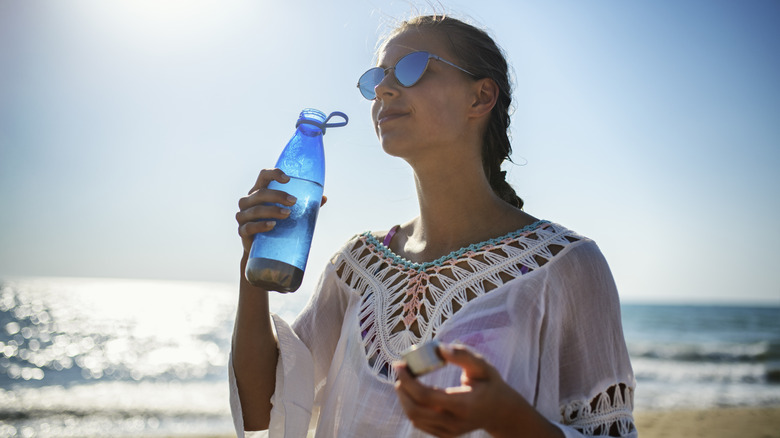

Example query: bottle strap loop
[324,111,349,129]
[296,111,349,134]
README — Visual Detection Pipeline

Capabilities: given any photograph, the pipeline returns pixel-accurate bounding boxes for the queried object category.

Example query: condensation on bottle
[245,109,348,293]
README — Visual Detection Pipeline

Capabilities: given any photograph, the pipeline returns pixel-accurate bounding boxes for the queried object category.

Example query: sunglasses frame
[357,51,476,100]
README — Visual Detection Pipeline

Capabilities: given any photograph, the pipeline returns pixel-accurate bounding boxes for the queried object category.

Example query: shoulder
[508,221,600,273]
[539,222,606,266]
[534,222,616,286]
[541,224,622,307]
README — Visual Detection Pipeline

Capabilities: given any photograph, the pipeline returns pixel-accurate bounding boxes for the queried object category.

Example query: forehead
[377,29,451,66]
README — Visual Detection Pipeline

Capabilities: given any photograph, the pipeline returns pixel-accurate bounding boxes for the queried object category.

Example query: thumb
[439,343,493,381]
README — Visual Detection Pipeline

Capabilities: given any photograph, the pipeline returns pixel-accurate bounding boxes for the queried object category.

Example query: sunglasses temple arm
[434,56,476,77]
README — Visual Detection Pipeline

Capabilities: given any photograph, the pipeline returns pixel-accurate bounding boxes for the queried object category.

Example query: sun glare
[78,0,251,51]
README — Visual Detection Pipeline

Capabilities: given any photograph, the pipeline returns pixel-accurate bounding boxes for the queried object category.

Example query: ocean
[1,277,778,437]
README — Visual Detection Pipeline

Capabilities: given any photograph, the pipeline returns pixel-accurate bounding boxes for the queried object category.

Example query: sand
[180,406,780,437]
[635,406,780,438]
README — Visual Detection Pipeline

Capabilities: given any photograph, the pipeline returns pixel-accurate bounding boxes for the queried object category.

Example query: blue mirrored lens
[395,51,429,87]
[358,67,384,99]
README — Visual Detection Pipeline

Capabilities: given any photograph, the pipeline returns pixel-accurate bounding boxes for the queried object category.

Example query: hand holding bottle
[236,168,298,254]
[237,168,329,253]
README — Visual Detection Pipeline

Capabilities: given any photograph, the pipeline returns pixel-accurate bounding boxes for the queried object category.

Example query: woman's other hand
[394,344,563,438]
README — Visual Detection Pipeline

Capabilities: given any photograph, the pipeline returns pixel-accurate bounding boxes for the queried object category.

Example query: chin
[378,134,413,158]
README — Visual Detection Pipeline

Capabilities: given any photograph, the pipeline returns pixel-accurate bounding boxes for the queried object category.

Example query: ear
[468,78,499,119]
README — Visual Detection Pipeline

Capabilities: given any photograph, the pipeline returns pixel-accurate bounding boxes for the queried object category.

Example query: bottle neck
[296,122,324,137]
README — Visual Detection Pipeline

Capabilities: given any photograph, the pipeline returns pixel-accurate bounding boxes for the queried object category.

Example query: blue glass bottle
[245,109,348,293]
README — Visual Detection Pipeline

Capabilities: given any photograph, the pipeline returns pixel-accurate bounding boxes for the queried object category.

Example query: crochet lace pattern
[562,383,636,436]
[334,221,579,382]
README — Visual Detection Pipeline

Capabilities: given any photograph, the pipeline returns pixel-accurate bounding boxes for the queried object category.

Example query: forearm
[488,390,564,438]
[232,253,279,431]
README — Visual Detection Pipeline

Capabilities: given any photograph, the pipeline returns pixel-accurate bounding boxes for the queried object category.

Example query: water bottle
[245,109,348,293]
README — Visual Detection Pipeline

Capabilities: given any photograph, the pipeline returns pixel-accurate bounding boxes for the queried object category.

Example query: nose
[373,68,399,100]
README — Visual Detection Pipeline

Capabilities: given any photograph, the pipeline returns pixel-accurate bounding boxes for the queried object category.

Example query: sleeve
[229,258,351,438]
[545,240,638,438]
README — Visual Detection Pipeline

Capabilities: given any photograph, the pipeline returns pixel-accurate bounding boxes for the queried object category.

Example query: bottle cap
[401,340,445,377]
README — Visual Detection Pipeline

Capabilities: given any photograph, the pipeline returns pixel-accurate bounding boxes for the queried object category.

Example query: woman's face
[370,29,477,159]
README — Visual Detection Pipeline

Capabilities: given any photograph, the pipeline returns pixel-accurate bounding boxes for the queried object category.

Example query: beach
[635,407,780,438]
[2,278,779,437]
[184,407,780,438]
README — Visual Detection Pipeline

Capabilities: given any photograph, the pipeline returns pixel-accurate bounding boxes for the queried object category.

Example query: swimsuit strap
[383,225,400,247]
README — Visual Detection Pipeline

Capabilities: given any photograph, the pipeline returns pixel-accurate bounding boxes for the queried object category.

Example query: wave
[627,340,780,363]
[0,380,233,436]
[0,409,231,438]
[0,278,233,388]
[631,356,780,385]
[634,377,780,411]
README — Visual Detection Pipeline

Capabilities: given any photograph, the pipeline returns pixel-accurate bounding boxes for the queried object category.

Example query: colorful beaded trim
[361,220,550,271]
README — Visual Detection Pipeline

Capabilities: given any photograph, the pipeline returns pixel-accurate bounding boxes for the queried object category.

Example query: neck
[396,153,534,263]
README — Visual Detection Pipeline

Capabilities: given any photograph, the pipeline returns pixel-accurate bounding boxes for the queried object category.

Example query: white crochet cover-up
[230,221,637,437]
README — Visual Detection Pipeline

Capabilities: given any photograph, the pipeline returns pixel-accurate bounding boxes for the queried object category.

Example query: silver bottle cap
[401,340,445,377]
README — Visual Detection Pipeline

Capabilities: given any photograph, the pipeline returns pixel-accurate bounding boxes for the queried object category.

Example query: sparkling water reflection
[0,277,235,387]
[0,276,272,437]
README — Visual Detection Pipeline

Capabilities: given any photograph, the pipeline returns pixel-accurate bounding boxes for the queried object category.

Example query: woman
[231,15,636,438]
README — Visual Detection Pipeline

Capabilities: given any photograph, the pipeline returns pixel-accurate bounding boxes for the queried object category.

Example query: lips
[376,109,409,125]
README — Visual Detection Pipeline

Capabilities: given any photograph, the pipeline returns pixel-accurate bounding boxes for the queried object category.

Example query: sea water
[0,277,313,437]
[1,277,779,437]
[245,176,323,293]
[621,304,780,410]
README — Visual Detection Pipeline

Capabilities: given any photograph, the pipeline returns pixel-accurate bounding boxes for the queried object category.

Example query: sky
[1,0,778,305]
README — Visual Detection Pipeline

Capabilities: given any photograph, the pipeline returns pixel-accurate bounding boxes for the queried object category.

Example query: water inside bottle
[246,176,323,292]
[245,257,304,293]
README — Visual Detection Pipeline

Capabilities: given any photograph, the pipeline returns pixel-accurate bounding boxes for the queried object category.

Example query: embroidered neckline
[336,221,579,383]
[361,220,550,271]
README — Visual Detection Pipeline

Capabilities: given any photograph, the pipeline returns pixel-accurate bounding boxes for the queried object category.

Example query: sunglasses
[357,51,476,100]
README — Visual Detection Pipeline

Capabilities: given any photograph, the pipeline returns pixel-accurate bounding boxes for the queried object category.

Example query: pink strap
[383,225,400,247]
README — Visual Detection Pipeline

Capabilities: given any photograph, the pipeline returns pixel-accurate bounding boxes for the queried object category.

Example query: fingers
[438,343,494,382]
[237,169,295,220]
[236,200,293,226]
[237,218,279,242]
[398,397,460,437]
[239,170,296,209]
[395,362,449,408]
[235,196,293,249]
[236,168,330,254]
[236,168,296,252]
[248,168,289,195]
[395,364,463,437]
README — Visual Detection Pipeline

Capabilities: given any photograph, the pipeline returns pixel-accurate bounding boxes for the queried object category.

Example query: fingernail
[265,221,277,228]
[287,195,297,204]
[439,343,454,356]
[280,208,291,216]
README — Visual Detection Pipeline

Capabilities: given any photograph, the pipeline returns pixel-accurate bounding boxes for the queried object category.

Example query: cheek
[420,96,463,134]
